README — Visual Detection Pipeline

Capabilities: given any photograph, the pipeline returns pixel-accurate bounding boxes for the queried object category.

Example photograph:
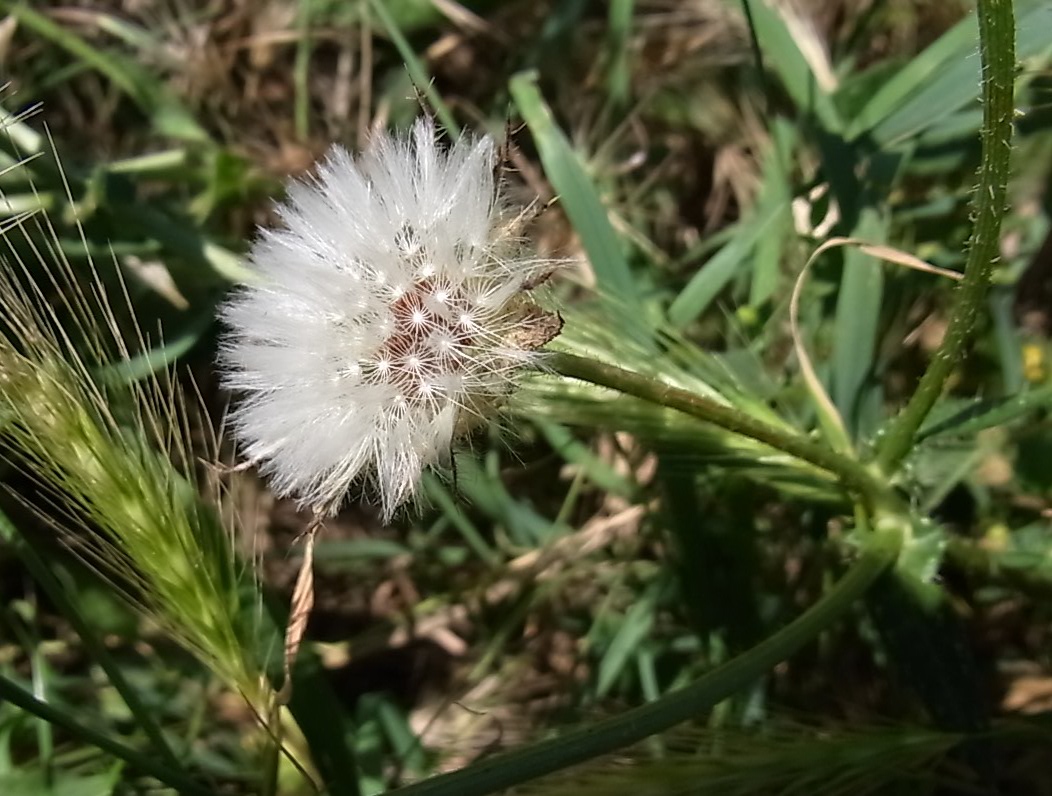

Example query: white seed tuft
[219,118,559,520]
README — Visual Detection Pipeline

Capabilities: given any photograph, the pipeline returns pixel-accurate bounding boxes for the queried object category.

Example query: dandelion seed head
[219,118,560,519]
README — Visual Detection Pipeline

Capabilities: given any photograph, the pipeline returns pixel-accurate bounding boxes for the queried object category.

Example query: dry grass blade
[278,518,321,704]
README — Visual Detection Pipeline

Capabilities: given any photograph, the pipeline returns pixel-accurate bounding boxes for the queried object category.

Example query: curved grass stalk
[393,528,902,796]
[874,0,1017,473]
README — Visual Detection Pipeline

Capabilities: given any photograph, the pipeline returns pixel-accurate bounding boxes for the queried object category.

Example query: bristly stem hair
[874,0,1017,473]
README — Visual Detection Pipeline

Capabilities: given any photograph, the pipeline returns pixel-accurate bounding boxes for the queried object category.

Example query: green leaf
[857,1,1051,147]
[831,210,887,432]
[745,0,842,133]
[596,583,659,698]
[668,195,789,328]
[509,71,637,308]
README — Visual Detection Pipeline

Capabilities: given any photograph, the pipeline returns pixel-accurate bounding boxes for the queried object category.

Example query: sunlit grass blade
[855,0,1048,147]
[831,210,887,435]
[748,120,795,307]
[509,72,638,311]
[4,3,208,143]
[604,0,634,109]
[669,154,791,327]
[743,0,842,133]
[369,0,459,136]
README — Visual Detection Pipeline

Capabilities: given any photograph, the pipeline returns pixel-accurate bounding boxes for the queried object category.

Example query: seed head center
[365,277,475,396]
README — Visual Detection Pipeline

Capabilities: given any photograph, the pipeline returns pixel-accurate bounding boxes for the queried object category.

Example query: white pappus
[219,118,561,520]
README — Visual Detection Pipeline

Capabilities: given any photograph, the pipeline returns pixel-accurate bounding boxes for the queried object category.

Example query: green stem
[874,0,1016,473]
[394,529,901,796]
[548,351,888,508]
[0,675,213,796]
[0,509,182,769]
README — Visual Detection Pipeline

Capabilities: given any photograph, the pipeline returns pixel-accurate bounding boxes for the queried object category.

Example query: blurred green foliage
[0,0,1051,794]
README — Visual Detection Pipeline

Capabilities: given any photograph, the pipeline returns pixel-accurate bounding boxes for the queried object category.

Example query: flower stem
[548,351,888,508]
[874,0,1016,474]
[393,528,901,796]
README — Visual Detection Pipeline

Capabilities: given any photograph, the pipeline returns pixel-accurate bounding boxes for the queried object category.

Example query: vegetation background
[0,0,1051,794]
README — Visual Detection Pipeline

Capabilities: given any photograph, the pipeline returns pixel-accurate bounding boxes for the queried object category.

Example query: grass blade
[369,0,460,136]
[831,210,887,433]
[0,674,211,796]
[860,1,1047,147]
[6,4,208,143]
[744,0,842,133]
[509,71,638,309]
[668,195,788,328]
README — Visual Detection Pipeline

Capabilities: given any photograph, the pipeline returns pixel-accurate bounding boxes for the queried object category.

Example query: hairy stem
[874,0,1016,473]
[548,351,888,508]
[393,528,901,796]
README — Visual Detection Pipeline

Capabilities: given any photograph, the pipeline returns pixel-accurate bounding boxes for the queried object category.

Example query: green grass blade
[844,10,982,140]
[369,0,460,136]
[96,307,214,385]
[831,210,887,432]
[861,1,1047,147]
[916,384,1052,442]
[294,0,314,141]
[509,71,638,308]
[605,0,634,108]
[596,584,659,698]
[0,674,211,796]
[6,3,208,143]
[749,120,795,307]
[744,0,842,133]
[668,195,788,328]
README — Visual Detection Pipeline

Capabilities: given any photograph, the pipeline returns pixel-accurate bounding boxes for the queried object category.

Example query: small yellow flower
[1022,343,1048,384]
